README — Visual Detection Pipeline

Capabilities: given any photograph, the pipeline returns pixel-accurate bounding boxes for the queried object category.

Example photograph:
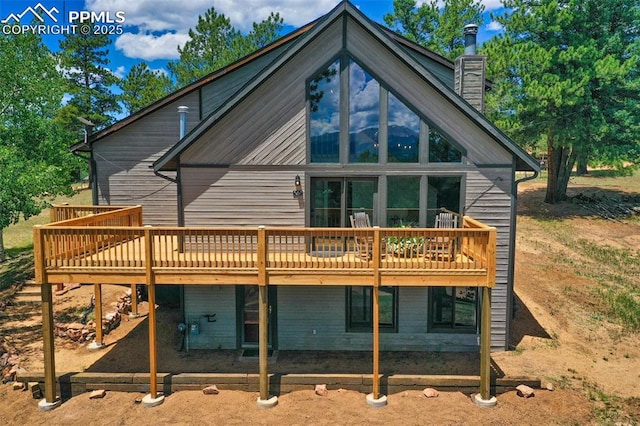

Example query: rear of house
[74,2,538,354]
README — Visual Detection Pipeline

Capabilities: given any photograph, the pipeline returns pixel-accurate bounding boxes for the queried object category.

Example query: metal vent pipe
[464,24,478,55]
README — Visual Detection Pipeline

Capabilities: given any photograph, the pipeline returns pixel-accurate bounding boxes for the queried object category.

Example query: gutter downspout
[505,167,540,349]
[152,106,189,338]
[72,125,98,205]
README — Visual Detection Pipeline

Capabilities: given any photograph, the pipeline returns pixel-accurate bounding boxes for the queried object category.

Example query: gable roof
[153,1,538,173]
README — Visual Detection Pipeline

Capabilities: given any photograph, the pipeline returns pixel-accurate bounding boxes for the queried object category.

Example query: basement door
[237,285,277,349]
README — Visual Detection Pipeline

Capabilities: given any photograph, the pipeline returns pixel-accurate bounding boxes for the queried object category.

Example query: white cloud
[486,20,503,32]
[113,65,126,79]
[115,32,190,61]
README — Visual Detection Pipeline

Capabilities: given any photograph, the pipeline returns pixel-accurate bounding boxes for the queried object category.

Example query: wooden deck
[33,204,497,406]
[34,205,496,288]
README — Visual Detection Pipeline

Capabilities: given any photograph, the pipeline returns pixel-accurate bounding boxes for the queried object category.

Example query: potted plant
[387,223,424,257]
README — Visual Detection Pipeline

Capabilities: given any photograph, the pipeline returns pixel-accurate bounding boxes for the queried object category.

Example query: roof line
[71,20,317,152]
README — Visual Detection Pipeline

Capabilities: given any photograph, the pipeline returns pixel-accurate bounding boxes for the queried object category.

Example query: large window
[387,176,420,227]
[309,59,340,163]
[430,287,477,331]
[347,286,398,331]
[308,56,462,164]
[349,61,380,163]
[388,93,420,163]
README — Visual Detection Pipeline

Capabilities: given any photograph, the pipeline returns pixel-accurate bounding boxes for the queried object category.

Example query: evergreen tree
[168,8,283,88]
[484,0,640,203]
[384,0,484,60]
[118,63,172,114]
[57,26,121,133]
[0,31,77,262]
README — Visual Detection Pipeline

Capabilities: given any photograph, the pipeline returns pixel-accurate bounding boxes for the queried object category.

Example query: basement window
[347,286,398,332]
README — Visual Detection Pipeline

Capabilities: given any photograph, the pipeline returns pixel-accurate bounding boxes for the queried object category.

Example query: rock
[12,381,24,391]
[423,388,439,398]
[203,385,219,395]
[516,384,535,398]
[89,389,107,399]
[315,384,328,396]
[67,322,85,330]
[545,382,554,391]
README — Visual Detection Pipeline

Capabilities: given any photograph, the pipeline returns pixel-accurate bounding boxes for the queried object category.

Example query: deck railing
[35,205,496,287]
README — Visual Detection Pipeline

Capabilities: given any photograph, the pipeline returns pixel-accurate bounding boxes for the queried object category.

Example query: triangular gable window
[308,55,462,164]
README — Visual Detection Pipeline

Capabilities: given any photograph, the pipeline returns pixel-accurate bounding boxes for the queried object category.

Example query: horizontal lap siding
[94,92,200,225]
[184,285,237,349]
[464,169,514,350]
[181,168,305,227]
[345,17,511,166]
[181,19,343,166]
[278,286,479,352]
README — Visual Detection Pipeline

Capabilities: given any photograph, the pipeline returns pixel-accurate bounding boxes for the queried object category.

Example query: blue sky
[1,0,506,81]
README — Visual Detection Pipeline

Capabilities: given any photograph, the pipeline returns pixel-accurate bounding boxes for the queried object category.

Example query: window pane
[387,176,420,227]
[427,176,461,227]
[349,60,379,163]
[388,93,419,163]
[432,287,454,326]
[310,60,340,163]
[311,180,342,227]
[379,287,395,326]
[454,287,477,327]
[429,129,462,163]
[350,287,371,327]
[346,179,375,224]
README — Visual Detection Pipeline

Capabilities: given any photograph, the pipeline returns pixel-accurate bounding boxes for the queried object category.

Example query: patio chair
[429,212,459,261]
[349,212,385,260]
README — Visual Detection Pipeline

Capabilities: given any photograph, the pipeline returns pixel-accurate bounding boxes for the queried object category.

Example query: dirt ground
[1,178,640,424]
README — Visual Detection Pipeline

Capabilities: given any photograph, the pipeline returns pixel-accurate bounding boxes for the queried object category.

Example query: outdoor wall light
[293,175,303,197]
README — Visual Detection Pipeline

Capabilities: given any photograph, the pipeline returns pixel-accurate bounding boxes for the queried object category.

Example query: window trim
[427,286,479,333]
[346,286,398,333]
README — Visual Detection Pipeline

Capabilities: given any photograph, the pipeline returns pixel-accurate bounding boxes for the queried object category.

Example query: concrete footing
[256,395,278,408]
[473,393,497,408]
[142,393,165,408]
[38,397,61,411]
[366,393,388,407]
[87,341,105,352]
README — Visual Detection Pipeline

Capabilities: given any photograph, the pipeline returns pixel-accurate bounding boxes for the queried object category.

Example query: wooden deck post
[366,227,386,407]
[41,283,57,403]
[34,226,60,409]
[256,226,277,407]
[141,227,163,407]
[94,283,103,345]
[130,284,138,316]
[479,286,492,400]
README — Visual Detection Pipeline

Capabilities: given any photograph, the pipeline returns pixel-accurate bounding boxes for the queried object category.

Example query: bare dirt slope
[1,175,640,424]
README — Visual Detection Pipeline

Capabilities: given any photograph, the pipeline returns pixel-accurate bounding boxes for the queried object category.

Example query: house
[39,0,539,408]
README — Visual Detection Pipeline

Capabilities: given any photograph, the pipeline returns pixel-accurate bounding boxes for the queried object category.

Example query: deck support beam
[476,286,496,407]
[256,226,277,408]
[367,227,387,407]
[142,227,164,407]
[94,283,103,345]
[130,284,138,316]
[41,283,58,405]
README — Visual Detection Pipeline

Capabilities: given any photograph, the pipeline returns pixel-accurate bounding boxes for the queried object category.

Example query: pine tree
[484,0,640,203]
[118,63,172,114]
[57,27,121,133]
[384,0,484,60]
[168,8,283,88]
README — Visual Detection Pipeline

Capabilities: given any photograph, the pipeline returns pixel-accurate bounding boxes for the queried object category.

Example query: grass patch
[3,187,92,253]
[0,253,33,291]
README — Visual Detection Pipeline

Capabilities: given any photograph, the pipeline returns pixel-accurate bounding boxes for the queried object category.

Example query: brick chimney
[454,24,486,113]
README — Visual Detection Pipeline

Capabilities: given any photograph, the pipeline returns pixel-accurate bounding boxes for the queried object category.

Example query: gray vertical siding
[455,56,486,112]
[93,91,200,225]
[180,18,343,166]
[464,168,514,350]
[183,285,237,350]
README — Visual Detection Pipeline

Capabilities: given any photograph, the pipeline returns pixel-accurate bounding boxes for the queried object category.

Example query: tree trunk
[544,132,577,204]
[0,229,5,263]
[576,150,588,176]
